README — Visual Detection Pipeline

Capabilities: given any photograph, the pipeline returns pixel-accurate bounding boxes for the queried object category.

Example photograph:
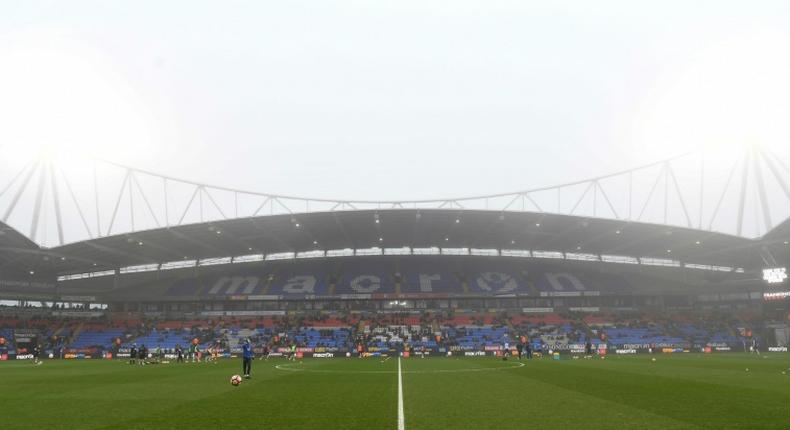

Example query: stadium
[4,2,790,429]
[2,148,790,428]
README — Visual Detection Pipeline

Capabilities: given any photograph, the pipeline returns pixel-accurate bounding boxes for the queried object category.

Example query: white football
[231,375,243,386]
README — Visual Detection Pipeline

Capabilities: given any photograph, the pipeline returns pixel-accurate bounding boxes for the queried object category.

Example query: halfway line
[398,357,405,430]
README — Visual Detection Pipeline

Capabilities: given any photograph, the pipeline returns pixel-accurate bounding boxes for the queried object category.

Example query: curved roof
[3,209,787,278]
[3,149,789,251]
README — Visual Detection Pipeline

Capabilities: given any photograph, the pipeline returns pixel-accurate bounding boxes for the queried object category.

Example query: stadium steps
[577,318,596,341]
[727,325,742,340]
[505,317,515,332]
[69,322,86,344]
[51,324,68,338]
[665,324,686,341]
[260,274,273,295]
[516,272,538,296]
[328,281,336,296]
[460,278,469,294]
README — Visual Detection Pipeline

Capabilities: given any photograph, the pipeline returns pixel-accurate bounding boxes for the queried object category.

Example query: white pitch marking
[398,356,405,430]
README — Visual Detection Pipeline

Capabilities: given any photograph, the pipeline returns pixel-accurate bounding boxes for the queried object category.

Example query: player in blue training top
[242,338,253,379]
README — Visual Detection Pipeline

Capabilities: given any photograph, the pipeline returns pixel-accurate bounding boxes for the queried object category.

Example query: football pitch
[4,354,790,429]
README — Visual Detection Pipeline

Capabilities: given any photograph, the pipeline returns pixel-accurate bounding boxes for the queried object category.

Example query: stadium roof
[2,209,788,279]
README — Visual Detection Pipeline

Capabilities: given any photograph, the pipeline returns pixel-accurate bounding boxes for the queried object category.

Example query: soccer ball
[230,375,243,386]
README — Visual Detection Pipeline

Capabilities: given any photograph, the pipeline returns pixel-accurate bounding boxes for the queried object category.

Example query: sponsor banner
[769,347,788,352]
[201,310,286,317]
[394,293,451,299]
[620,344,651,350]
[267,353,284,358]
[51,311,104,318]
[312,353,334,358]
[484,345,501,351]
[661,348,686,354]
[14,329,39,338]
[540,291,582,297]
[0,279,55,289]
[569,307,600,312]
[617,342,686,349]
[714,346,731,352]
[538,291,600,297]
[449,345,476,351]
[60,295,96,302]
[246,295,280,301]
[16,354,33,360]
[402,351,410,358]
[296,347,314,353]
[65,348,99,355]
[615,349,637,354]
[522,307,554,313]
[706,342,729,348]
[464,351,487,357]
[312,347,340,353]
[552,343,606,352]
[0,354,7,361]
[295,352,304,359]
[340,294,371,300]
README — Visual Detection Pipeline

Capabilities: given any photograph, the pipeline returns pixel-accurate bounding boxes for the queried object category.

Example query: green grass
[3,353,790,429]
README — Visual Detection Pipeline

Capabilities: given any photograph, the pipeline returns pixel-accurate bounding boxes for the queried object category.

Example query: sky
[1,0,790,245]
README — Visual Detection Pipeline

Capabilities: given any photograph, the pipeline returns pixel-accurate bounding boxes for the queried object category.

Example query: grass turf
[3,353,790,429]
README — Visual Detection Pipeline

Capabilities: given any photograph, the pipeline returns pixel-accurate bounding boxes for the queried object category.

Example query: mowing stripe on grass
[398,357,405,430]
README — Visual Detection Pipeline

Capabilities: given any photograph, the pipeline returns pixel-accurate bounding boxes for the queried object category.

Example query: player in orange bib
[211,341,221,363]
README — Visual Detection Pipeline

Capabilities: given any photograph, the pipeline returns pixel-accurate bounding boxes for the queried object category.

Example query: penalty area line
[398,357,405,430]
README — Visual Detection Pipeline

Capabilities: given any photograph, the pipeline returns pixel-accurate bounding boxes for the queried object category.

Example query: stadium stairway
[68,322,86,345]
[51,323,68,339]
[578,318,596,343]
